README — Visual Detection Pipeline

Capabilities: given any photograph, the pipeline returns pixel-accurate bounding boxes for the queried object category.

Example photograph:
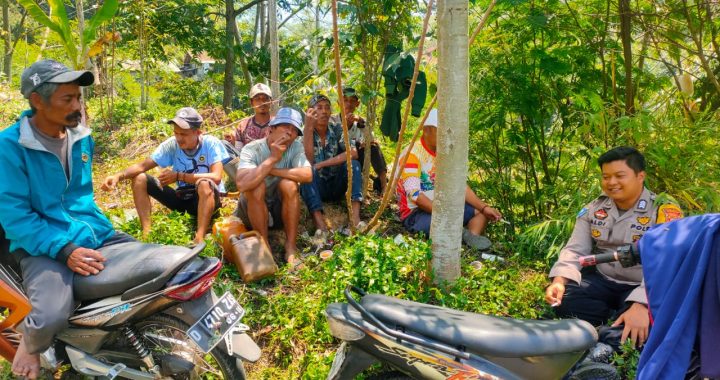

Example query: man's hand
[612,302,649,348]
[67,247,106,276]
[101,174,121,191]
[482,206,502,222]
[305,108,318,131]
[270,133,291,162]
[158,168,178,186]
[224,131,236,145]
[346,113,360,125]
[545,277,568,306]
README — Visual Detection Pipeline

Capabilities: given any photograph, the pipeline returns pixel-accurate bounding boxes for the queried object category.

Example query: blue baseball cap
[269,107,304,136]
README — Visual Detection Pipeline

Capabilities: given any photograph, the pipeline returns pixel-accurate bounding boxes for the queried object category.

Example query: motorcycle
[325,285,608,380]
[0,231,260,379]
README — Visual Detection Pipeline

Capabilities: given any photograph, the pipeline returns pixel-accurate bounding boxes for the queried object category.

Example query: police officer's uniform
[549,187,683,326]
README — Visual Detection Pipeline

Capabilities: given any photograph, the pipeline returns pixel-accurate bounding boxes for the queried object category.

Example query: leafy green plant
[17,0,119,69]
[611,340,641,379]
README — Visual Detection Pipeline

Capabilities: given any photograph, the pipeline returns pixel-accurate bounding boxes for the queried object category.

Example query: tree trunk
[2,0,10,81]
[312,0,319,76]
[268,0,279,111]
[252,2,259,49]
[259,1,266,47]
[223,0,235,112]
[618,0,634,115]
[231,15,253,88]
[431,0,468,284]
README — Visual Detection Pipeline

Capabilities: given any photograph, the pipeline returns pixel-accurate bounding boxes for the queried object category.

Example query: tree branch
[235,0,263,17]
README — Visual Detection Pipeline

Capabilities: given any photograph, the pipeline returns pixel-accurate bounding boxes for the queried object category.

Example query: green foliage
[157,74,221,109]
[17,0,119,68]
[115,211,195,246]
[228,233,547,377]
[611,340,641,379]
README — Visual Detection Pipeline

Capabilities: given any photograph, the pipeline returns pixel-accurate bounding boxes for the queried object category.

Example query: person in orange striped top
[395,109,501,250]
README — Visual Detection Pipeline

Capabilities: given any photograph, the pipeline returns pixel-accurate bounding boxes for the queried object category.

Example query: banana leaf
[83,0,119,49]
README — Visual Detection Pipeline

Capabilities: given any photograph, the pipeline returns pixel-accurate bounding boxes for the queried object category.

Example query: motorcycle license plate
[187,292,244,353]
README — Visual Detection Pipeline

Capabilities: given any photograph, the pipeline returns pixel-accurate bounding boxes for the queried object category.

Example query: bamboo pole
[330,0,355,232]
[363,0,497,233]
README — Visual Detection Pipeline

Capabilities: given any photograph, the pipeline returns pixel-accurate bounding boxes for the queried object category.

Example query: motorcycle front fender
[163,291,260,362]
[229,332,261,363]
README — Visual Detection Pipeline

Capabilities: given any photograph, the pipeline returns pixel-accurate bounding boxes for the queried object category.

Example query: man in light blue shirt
[234,107,312,264]
[102,107,228,244]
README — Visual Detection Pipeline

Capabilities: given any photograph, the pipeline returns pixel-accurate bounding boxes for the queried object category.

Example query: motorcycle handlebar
[579,243,641,268]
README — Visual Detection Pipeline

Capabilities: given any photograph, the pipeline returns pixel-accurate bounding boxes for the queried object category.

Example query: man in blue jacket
[0,60,142,379]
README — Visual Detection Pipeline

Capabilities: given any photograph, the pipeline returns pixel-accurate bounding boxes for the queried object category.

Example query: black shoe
[569,362,620,380]
[585,342,614,364]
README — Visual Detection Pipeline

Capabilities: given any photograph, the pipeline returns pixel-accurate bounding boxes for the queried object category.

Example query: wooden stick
[330,0,355,232]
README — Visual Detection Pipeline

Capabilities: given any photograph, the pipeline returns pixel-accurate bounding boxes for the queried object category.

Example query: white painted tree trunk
[430,0,469,284]
[268,0,280,112]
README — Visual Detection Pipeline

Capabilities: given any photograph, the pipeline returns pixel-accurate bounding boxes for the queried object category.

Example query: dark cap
[269,107,304,136]
[342,87,358,99]
[20,59,94,99]
[167,107,204,129]
[309,93,331,107]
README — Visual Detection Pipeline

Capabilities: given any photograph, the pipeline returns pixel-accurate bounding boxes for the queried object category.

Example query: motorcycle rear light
[166,261,222,301]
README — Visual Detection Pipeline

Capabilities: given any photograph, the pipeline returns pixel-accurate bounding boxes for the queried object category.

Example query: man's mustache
[65,111,82,122]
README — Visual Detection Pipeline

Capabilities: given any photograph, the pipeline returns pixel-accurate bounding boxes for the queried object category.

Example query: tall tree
[618,0,635,114]
[431,0,469,284]
[2,0,10,80]
[268,0,279,111]
[223,0,235,111]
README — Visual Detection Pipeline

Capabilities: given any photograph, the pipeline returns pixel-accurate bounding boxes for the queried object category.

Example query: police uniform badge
[638,199,648,210]
[636,216,650,225]
[632,234,642,242]
[657,204,683,224]
[594,209,608,220]
[591,229,601,238]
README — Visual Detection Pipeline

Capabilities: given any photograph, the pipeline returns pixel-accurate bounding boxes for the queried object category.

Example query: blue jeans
[301,161,363,213]
[402,203,477,236]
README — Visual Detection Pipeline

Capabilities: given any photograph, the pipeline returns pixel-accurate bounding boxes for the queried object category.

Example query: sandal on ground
[462,229,492,251]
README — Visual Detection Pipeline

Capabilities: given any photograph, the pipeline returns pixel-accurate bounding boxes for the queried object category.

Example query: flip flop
[462,229,492,251]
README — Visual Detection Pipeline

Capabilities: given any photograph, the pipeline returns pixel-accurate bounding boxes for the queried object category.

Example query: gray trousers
[16,233,136,354]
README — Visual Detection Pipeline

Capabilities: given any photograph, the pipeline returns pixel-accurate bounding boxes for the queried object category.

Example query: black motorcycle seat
[360,294,597,357]
[73,242,195,301]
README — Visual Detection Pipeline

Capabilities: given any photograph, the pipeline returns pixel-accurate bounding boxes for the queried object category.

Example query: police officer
[545,146,682,349]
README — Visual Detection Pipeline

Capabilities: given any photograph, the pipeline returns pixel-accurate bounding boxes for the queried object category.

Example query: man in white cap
[225,83,274,151]
[396,109,502,249]
[102,107,229,244]
[234,107,312,264]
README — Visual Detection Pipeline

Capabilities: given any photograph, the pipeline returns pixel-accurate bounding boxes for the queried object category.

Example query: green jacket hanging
[380,44,427,142]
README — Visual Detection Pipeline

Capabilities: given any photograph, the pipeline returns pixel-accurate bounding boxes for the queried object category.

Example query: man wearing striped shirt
[396,109,501,249]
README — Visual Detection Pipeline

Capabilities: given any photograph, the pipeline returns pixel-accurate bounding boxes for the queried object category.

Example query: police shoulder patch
[577,207,588,218]
[656,204,683,224]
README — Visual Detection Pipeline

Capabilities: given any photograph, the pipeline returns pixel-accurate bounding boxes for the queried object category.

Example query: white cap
[424,108,438,128]
[249,83,272,99]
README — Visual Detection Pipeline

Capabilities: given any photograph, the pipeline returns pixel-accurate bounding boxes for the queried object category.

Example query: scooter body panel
[56,328,111,355]
[327,302,521,379]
